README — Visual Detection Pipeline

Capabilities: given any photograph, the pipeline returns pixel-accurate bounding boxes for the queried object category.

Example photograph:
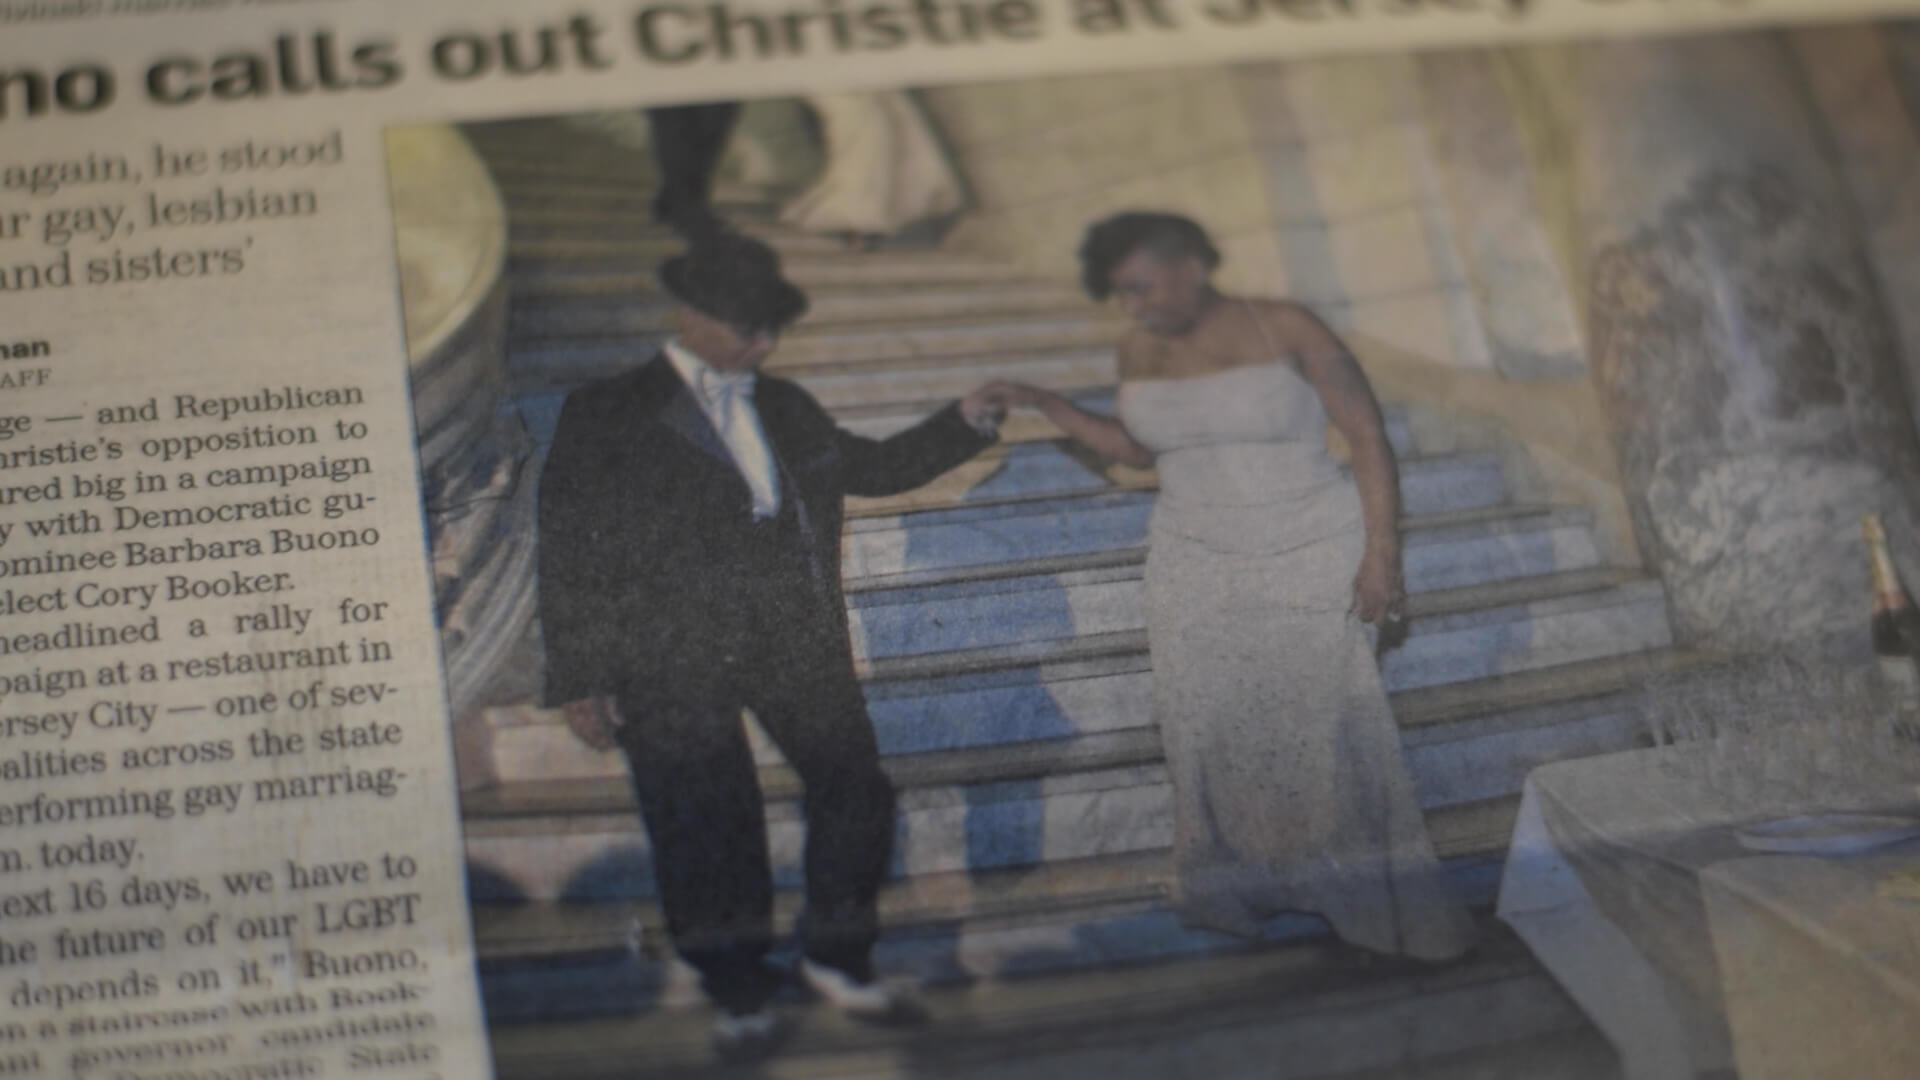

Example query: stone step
[852,441,1128,516]
[463,582,1652,901]
[507,333,1410,458]
[493,184,783,217]
[464,667,1661,1006]
[805,391,1421,465]
[1382,569,1670,689]
[844,567,1661,692]
[461,119,639,143]
[483,643,1674,825]
[467,789,1516,948]
[1328,1027,1618,1080]
[839,485,1149,584]
[845,563,1667,679]
[462,149,656,178]
[502,196,786,230]
[832,385,1421,452]
[474,149,779,192]
[1403,673,1650,813]
[510,309,1124,373]
[504,217,860,257]
[479,912,1584,1077]
[463,742,1174,904]
[469,826,1524,1029]
[844,444,1502,521]
[470,167,656,190]
[458,141,651,175]
[472,791,1536,949]
[508,242,1020,288]
[505,401,1489,519]
[476,848,1170,966]
[470,857,1521,1030]
[507,279,1090,337]
[829,395,1413,541]
[867,639,1691,765]
[464,149,652,180]
[508,386,1128,459]
[476,498,1604,786]
[811,350,1117,416]
[502,204,791,231]
[460,116,605,137]
[483,557,1673,736]
[460,120,646,147]
[845,500,1590,595]
[508,341,1119,412]
[463,720,1530,902]
[463,139,747,182]
[497,213,827,261]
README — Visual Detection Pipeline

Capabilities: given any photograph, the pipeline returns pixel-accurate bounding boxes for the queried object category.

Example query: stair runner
[453,118,1687,1034]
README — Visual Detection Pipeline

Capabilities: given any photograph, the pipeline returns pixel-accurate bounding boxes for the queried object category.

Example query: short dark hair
[1077,212,1222,300]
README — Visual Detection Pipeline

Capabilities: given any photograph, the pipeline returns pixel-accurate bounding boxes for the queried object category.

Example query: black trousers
[614,529,893,1013]
[645,102,741,229]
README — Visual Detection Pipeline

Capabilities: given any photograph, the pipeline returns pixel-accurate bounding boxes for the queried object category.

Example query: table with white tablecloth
[1702,846,1920,1079]
[1497,745,1920,1079]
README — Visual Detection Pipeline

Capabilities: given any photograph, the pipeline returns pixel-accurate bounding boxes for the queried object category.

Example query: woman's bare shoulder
[1243,300,1356,368]
[1243,297,1331,338]
[1115,326,1163,381]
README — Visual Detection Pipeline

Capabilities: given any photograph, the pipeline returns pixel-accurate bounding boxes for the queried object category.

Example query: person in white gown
[978,212,1476,961]
[781,91,965,246]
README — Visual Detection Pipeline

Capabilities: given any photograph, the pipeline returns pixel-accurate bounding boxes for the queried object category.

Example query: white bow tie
[699,368,756,406]
[691,364,780,519]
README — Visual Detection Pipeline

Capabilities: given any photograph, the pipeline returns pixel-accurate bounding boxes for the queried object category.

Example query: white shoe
[799,959,927,1025]
[711,1008,784,1063]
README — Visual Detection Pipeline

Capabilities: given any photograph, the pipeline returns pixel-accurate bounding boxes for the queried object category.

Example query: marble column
[388,126,540,727]
[1569,33,1920,651]
[1859,24,1920,440]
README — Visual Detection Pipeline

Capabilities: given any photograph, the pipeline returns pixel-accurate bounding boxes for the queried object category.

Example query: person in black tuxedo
[646,101,739,237]
[535,232,1003,1057]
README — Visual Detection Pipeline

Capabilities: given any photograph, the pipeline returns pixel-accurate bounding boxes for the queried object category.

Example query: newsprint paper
[8,2,1920,1079]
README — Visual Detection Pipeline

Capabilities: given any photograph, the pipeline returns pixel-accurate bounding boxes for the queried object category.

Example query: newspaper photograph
[6,1,1920,1078]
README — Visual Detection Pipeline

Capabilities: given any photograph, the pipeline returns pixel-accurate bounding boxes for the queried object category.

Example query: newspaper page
[6,2,1920,1078]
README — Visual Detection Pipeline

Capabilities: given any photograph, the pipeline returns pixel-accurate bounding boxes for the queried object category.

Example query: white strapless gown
[1119,363,1475,960]
[781,91,963,236]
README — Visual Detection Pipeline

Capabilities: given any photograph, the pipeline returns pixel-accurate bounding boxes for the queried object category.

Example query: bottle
[1863,511,1920,707]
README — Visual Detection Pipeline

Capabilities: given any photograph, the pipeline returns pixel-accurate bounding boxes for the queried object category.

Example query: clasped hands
[561,380,1406,750]
[966,380,1407,633]
[958,380,1046,431]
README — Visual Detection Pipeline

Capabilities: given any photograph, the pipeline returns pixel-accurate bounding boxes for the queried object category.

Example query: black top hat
[658,231,810,334]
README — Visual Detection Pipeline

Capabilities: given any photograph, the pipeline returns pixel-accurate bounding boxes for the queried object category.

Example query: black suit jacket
[535,353,994,710]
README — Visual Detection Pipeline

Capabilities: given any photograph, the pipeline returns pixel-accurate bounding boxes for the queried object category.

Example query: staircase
[451,117,1674,1075]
